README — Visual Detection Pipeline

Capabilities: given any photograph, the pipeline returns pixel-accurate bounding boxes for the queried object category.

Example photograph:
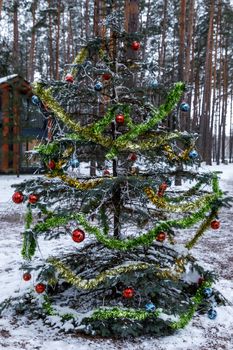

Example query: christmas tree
[4,8,229,338]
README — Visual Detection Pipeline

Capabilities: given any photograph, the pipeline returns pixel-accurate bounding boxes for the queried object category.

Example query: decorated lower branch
[11,242,224,338]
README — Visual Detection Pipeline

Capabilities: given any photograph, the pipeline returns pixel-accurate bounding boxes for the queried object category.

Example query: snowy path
[0,167,233,350]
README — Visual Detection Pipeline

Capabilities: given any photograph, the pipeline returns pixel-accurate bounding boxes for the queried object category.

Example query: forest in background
[0,0,233,165]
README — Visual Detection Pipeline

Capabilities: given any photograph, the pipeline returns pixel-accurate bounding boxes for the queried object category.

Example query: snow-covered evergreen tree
[2,4,230,337]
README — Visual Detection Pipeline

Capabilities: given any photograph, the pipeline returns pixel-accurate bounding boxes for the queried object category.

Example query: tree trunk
[158,0,168,79]
[47,0,54,79]
[184,0,195,132]
[13,0,19,73]
[184,0,194,83]
[178,0,186,82]
[211,0,221,164]
[124,0,139,64]
[28,1,37,82]
[0,0,3,19]
[55,0,61,80]
[175,0,186,185]
[199,0,214,164]
[85,0,90,40]
[229,87,233,163]
[91,0,107,178]
[62,10,67,65]
[221,40,228,163]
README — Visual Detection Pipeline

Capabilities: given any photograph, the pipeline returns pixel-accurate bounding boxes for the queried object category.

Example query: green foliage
[21,231,36,260]
[42,295,55,316]
[25,207,33,229]
[35,143,60,158]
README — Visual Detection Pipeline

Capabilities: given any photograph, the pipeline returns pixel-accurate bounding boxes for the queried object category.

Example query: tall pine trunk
[158,0,168,80]
[55,0,61,80]
[221,40,228,163]
[28,1,37,82]
[13,1,19,73]
[199,0,214,164]
[47,0,54,79]
[211,0,221,163]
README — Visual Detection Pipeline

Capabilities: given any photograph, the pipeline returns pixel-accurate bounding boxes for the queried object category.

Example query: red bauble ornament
[157,191,163,197]
[48,160,56,170]
[23,272,31,281]
[129,153,137,162]
[35,283,46,294]
[12,192,24,204]
[210,220,220,230]
[65,74,74,83]
[159,182,168,191]
[122,287,135,299]
[103,169,110,176]
[131,41,140,51]
[28,194,39,204]
[156,232,166,242]
[115,114,125,124]
[72,229,85,243]
[102,73,111,81]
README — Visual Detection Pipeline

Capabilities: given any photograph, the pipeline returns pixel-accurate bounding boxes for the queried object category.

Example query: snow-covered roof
[0,74,28,85]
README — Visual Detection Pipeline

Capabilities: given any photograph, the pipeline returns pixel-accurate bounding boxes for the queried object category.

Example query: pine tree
[2,2,230,338]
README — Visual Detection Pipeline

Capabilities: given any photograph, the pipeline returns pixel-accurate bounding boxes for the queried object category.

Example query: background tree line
[0,0,232,165]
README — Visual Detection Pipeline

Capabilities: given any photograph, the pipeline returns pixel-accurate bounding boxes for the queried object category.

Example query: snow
[0,163,233,349]
[0,175,33,203]
[0,74,18,84]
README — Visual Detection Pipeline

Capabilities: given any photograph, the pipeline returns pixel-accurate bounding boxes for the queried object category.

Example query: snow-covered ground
[0,163,233,350]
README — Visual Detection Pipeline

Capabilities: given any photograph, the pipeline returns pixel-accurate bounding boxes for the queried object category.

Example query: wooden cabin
[0,74,46,174]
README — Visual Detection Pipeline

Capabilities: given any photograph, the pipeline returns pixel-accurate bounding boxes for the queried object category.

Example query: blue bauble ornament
[150,80,159,89]
[207,309,217,320]
[203,287,213,298]
[94,82,103,92]
[31,95,40,106]
[180,102,190,112]
[69,158,80,168]
[145,302,156,312]
[189,150,199,159]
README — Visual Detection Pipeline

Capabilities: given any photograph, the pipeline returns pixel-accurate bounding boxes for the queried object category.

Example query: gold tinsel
[32,84,112,148]
[163,144,193,162]
[175,257,186,273]
[59,174,104,190]
[48,258,183,290]
[185,211,217,250]
[71,47,89,76]
[144,187,216,213]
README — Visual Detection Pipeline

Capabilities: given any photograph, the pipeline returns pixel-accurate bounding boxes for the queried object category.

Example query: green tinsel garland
[22,176,221,259]
[21,231,36,260]
[106,82,185,158]
[90,307,160,321]
[34,82,184,160]
[91,104,132,134]
[25,207,33,229]
[41,282,212,330]
[171,281,212,329]
[75,199,219,250]
[33,192,221,252]
[21,207,36,260]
